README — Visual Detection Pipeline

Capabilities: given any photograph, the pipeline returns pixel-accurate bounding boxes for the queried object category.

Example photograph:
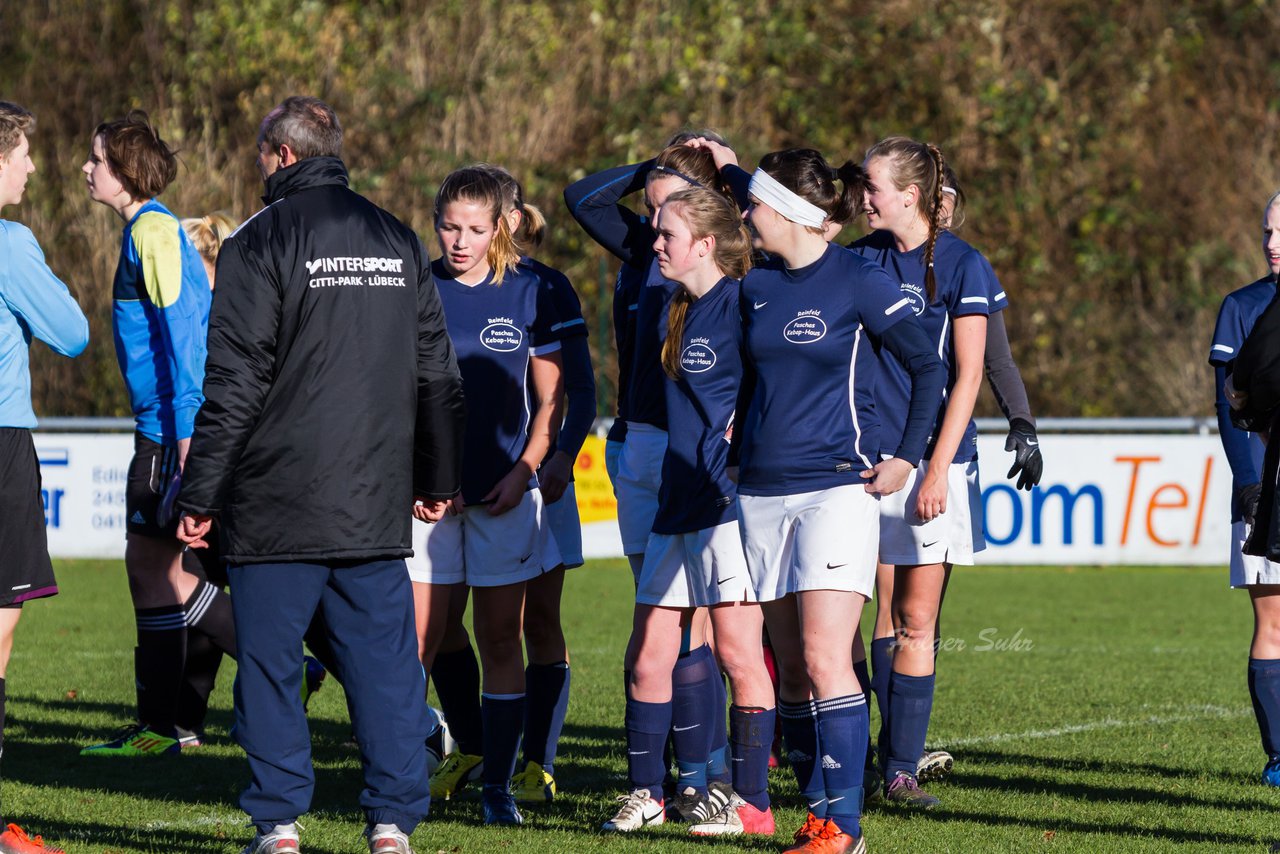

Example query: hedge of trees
[4,0,1279,419]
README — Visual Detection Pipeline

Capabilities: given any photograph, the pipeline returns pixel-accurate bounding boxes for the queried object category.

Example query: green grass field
[1,560,1276,853]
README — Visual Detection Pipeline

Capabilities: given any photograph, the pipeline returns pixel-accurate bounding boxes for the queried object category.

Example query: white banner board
[35,431,1240,566]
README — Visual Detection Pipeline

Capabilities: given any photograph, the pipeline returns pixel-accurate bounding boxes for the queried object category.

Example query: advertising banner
[35,431,1240,566]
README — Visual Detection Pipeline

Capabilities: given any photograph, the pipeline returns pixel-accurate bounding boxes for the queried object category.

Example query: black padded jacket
[177,156,465,563]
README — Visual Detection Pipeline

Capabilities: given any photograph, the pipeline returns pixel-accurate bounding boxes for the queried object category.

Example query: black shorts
[0,428,58,607]
[126,433,182,539]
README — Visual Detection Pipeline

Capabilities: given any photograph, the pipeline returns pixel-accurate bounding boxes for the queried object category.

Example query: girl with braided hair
[849,136,990,809]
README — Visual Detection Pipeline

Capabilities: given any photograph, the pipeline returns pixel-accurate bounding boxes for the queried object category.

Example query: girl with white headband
[848,136,991,810]
[732,148,946,854]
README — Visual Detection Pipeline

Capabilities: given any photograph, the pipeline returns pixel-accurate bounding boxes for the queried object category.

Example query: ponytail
[518,201,547,249]
[661,290,694,379]
[923,144,946,302]
[487,212,521,284]
[832,161,870,226]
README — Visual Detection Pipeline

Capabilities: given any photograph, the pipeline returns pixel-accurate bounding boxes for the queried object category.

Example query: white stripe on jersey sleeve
[994,291,1007,302]
[848,326,872,469]
[885,297,912,315]
[1211,344,1235,354]
[529,341,563,356]
[960,296,990,305]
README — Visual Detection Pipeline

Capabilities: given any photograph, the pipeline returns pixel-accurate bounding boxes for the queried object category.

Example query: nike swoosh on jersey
[754,301,768,309]
[825,562,847,569]
[520,552,533,563]
[922,540,939,549]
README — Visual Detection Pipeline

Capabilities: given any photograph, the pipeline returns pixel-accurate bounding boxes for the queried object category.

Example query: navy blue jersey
[850,230,992,463]
[736,243,917,496]
[1209,275,1274,520]
[978,251,1009,313]
[432,259,563,503]
[520,256,595,462]
[608,262,645,442]
[653,277,743,534]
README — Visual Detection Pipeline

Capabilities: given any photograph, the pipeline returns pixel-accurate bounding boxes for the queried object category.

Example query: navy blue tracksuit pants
[228,559,430,834]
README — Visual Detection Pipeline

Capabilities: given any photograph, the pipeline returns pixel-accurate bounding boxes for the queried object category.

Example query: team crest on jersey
[480,318,522,352]
[899,282,927,316]
[783,310,827,344]
[680,337,717,373]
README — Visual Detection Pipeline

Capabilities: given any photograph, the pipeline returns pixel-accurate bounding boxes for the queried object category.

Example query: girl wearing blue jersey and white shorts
[565,137,748,820]
[602,188,776,837]
[493,164,595,802]
[1209,191,1280,785]
[862,166,1041,787]
[849,137,989,809]
[734,149,946,854]
[407,167,564,827]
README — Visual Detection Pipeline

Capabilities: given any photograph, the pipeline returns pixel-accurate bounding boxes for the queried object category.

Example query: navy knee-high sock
[885,672,934,780]
[779,699,825,816]
[706,666,730,785]
[481,692,525,789]
[626,694,673,794]
[670,646,715,794]
[1249,658,1280,760]
[869,637,893,742]
[523,661,570,774]
[730,705,775,811]
[432,645,482,756]
[816,694,868,838]
[134,604,186,735]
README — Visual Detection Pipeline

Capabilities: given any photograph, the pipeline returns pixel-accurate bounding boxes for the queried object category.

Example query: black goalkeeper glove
[1005,417,1043,492]
[1240,482,1263,528]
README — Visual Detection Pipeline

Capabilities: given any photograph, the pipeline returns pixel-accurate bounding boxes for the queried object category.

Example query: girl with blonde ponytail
[602,187,774,838]
[406,165,566,827]
[850,136,990,810]
[480,163,596,803]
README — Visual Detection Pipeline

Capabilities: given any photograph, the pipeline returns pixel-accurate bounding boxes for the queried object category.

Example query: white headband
[941,186,958,197]
[748,168,828,228]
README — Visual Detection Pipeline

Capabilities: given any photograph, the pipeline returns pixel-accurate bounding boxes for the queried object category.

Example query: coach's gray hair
[1266,190,1280,225]
[258,96,342,160]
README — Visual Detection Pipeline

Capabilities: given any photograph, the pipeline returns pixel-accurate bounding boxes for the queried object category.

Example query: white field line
[939,704,1251,748]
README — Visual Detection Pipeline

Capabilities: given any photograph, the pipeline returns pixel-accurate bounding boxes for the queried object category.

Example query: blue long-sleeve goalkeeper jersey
[111,199,211,443]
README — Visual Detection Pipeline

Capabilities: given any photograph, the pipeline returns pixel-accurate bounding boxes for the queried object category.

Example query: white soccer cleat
[602,788,665,832]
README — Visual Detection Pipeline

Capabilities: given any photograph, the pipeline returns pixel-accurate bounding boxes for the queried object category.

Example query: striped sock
[183,579,236,658]
[815,693,868,838]
[779,699,825,816]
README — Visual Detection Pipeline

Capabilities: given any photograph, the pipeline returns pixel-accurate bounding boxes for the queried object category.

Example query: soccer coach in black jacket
[176,96,465,854]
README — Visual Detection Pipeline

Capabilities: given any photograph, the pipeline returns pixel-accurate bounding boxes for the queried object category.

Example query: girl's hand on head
[686,137,738,171]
